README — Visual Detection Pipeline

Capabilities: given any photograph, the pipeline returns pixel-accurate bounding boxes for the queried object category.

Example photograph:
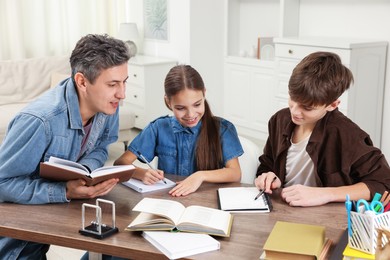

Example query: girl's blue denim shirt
[129,116,243,176]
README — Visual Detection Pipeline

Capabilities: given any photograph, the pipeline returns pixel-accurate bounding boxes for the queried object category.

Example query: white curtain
[0,0,130,60]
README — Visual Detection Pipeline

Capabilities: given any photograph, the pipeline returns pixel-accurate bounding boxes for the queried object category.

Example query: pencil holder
[349,211,390,254]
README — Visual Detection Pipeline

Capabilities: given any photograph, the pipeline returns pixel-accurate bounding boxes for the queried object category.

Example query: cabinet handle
[135,115,139,118]
[133,95,137,98]
[133,74,137,78]
[288,49,293,54]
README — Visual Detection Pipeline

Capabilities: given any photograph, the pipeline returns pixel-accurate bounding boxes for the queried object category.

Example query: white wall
[128,0,390,157]
[140,0,225,116]
[299,0,390,157]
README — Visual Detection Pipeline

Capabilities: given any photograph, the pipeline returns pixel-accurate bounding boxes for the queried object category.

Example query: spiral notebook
[217,187,273,213]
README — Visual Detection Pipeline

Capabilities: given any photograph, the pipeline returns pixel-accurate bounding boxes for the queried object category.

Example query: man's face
[84,63,128,115]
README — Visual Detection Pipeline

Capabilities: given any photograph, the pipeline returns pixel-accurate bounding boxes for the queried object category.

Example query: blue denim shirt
[0,78,119,258]
[129,116,243,176]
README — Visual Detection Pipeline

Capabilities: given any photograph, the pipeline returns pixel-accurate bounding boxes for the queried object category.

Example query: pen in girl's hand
[254,176,277,200]
[136,151,167,184]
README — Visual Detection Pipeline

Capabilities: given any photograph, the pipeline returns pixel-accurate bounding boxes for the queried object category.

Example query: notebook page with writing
[217,187,272,212]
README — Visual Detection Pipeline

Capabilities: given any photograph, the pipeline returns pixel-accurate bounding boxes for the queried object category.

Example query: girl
[114,64,243,196]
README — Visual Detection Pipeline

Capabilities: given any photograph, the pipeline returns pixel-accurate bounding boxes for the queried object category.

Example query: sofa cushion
[0,55,70,105]
[0,103,29,141]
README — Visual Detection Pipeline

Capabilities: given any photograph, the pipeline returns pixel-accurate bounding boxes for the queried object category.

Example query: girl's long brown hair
[164,65,222,170]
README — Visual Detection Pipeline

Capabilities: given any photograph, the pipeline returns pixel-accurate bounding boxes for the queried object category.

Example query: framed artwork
[144,0,168,41]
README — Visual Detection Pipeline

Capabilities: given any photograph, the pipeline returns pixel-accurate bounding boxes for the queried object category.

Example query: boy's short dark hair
[288,51,354,106]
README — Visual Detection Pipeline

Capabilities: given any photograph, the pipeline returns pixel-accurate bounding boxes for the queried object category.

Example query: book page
[178,205,231,234]
[132,198,186,225]
[218,187,269,211]
[48,156,88,173]
[90,165,135,177]
[129,212,173,227]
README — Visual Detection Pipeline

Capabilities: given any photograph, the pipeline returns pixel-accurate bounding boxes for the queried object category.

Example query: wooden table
[0,175,347,259]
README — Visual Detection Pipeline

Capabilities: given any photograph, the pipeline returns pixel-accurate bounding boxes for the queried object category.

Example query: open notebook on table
[217,187,273,213]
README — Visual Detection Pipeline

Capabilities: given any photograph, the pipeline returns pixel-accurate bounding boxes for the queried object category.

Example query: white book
[122,178,176,193]
[143,231,220,260]
[217,187,272,213]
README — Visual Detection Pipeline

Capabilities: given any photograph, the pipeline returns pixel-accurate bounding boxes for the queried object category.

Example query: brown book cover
[40,156,136,186]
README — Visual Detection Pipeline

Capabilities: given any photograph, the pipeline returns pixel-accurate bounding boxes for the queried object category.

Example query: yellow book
[263,221,326,260]
[342,245,375,260]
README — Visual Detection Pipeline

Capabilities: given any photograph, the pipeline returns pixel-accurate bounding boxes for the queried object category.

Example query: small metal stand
[79,198,119,239]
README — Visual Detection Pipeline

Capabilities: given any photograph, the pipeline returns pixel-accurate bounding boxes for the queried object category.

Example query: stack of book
[260,221,332,260]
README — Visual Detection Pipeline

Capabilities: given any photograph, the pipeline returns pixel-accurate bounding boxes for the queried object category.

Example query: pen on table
[136,151,167,184]
[254,176,277,200]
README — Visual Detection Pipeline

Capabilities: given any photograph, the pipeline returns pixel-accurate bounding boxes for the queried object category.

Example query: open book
[122,178,176,193]
[40,156,136,186]
[217,187,272,213]
[126,198,233,237]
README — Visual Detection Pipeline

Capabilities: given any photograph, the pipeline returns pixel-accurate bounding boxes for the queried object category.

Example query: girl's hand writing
[140,168,165,185]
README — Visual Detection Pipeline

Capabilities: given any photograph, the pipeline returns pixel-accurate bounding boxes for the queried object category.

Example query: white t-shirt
[285,134,317,187]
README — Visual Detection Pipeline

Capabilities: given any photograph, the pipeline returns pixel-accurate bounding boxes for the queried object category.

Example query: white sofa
[0,55,134,148]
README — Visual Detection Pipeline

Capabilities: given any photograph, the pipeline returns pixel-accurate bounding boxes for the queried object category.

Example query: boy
[255,51,390,207]
[0,34,130,258]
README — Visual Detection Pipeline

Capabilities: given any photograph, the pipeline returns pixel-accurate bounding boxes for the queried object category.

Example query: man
[0,34,130,259]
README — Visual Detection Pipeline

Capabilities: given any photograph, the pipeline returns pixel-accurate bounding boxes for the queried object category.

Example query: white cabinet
[224,0,299,143]
[274,37,387,147]
[223,0,387,148]
[224,58,276,141]
[124,55,177,129]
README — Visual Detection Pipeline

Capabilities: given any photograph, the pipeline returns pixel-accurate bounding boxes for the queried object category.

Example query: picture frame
[144,0,169,41]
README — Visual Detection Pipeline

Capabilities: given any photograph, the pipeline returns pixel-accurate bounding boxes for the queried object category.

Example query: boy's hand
[254,172,280,194]
[168,173,203,197]
[66,178,118,199]
[281,184,330,207]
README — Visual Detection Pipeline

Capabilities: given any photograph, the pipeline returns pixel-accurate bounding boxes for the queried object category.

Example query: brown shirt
[257,108,390,199]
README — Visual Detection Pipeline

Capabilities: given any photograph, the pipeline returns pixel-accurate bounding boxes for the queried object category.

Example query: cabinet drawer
[124,105,145,129]
[275,44,351,64]
[128,65,145,85]
[126,86,145,107]
[278,59,297,75]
